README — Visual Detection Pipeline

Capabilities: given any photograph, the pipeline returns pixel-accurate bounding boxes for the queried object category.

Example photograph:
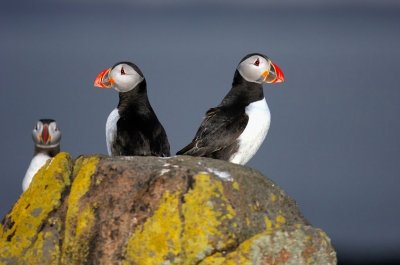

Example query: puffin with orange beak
[94,61,170,157]
[177,53,284,165]
[23,119,61,191]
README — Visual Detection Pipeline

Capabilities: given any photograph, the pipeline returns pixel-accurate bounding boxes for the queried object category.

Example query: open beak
[40,125,50,144]
[94,68,114,88]
[262,62,285,84]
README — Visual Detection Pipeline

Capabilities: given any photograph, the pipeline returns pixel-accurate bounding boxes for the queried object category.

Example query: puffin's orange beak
[41,125,50,144]
[94,68,114,88]
[271,62,284,83]
[262,62,285,84]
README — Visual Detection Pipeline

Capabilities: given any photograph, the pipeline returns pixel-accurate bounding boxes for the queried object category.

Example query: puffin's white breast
[106,108,120,156]
[22,153,51,191]
[230,98,271,165]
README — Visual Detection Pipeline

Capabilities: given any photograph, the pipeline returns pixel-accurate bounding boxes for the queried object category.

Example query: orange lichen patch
[279,248,290,263]
[302,245,316,260]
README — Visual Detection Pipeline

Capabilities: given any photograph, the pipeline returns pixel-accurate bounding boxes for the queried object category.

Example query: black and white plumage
[177,53,284,165]
[23,119,61,191]
[94,61,170,157]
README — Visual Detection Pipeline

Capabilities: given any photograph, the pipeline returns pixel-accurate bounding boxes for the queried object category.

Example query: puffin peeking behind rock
[177,53,284,165]
[94,61,170,157]
[23,119,61,191]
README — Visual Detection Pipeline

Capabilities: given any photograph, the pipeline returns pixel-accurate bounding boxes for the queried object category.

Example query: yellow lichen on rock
[61,156,99,264]
[200,227,335,265]
[264,216,273,235]
[22,227,61,265]
[0,152,72,263]
[0,155,336,265]
[232,181,240,190]
[264,214,286,234]
[270,193,277,202]
[199,232,254,265]
[275,214,286,229]
[75,205,95,239]
[124,191,182,265]
[123,173,238,265]
[181,173,237,264]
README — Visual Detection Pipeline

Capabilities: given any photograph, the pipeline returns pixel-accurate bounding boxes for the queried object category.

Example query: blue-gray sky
[1,1,399,263]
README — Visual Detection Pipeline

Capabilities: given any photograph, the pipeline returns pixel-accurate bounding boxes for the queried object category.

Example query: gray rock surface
[0,153,337,264]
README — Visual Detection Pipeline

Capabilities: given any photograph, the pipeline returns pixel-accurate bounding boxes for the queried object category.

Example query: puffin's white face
[237,54,284,84]
[94,62,144,93]
[32,120,61,147]
[109,63,144,92]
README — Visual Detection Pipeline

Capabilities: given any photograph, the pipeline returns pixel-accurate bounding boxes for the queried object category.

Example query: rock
[0,153,337,265]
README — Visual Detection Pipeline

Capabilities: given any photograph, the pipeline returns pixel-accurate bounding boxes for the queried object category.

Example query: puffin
[94,61,170,157]
[176,53,284,165]
[23,119,61,191]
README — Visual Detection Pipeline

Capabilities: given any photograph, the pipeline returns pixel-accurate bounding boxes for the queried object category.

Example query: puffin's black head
[32,119,61,148]
[94,61,145,93]
[237,53,285,84]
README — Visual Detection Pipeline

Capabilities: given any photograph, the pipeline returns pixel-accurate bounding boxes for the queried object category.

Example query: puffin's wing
[150,123,171,157]
[176,107,248,156]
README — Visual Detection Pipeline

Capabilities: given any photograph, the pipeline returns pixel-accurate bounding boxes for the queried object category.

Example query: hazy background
[1,1,399,264]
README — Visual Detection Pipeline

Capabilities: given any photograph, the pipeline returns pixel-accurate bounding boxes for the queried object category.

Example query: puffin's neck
[34,144,60,157]
[220,70,264,108]
[117,80,154,116]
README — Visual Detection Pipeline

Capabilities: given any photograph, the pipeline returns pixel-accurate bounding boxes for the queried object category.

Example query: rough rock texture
[0,153,336,265]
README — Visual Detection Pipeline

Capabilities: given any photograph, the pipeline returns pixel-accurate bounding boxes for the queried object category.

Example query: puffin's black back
[176,71,263,159]
[113,80,170,157]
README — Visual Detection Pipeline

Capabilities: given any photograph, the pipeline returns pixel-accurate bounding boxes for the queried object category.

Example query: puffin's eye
[121,67,126,75]
[254,59,260,66]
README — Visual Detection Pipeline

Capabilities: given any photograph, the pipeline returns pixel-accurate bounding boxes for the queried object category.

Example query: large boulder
[0,153,336,264]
